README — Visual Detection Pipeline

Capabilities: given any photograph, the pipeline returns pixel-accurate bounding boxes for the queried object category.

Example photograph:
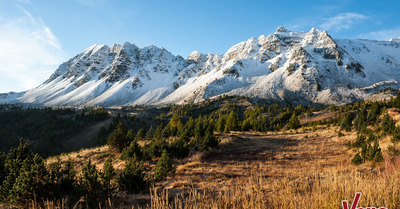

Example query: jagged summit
[2,27,400,107]
[275,26,289,33]
[390,37,400,43]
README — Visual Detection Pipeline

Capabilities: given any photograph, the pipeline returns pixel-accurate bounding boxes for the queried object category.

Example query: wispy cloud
[0,8,65,93]
[358,28,400,41]
[320,13,368,32]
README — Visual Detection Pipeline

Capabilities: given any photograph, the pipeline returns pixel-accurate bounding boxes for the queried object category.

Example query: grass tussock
[150,163,400,209]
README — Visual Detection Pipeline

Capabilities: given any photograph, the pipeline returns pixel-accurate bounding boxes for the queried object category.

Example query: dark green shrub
[78,160,102,207]
[169,138,189,159]
[392,127,400,143]
[340,114,353,131]
[225,111,239,132]
[121,140,142,160]
[118,156,146,193]
[100,157,116,199]
[10,154,50,206]
[353,109,367,131]
[351,135,366,148]
[287,112,300,130]
[351,153,363,165]
[382,113,395,133]
[143,139,168,159]
[202,131,218,151]
[154,150,175,181]
[48,158,76,200]
[107,122,129,152]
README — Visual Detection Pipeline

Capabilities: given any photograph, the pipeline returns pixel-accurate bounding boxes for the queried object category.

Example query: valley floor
[46,126,399,208]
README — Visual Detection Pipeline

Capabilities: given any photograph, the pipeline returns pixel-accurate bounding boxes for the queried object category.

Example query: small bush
[202,132,218,151]
[107,122,130,152]
[373,151,384,162]
[143,139,168,159]
[351,153,363,165]
[121,140,142,160]
[118,156,146,193]
[168,138,189,159]
[154,150,175,181]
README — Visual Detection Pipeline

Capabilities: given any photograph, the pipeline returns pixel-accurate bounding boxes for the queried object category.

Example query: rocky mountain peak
[390,37,400,43]
[275,26,289,34]
[302,28,337,48]
[188,51,205,62]
[3,27,400,107]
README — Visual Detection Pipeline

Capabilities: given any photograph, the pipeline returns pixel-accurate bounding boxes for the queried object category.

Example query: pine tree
[194,115,205,140]
[395,90,400,108]
[0,152,6,185]
[146,126,155,140]
[154,123,164,139]
[100,157,116,199]
[287,112,300,130]
[185,117,195,137]
[107,121,129,152]
[392,127,400,143]
[241,119,252,131]
[340,114,353,132]
[162,125,172,138]
[168,114,182,134]
[367,102,381,123]
[144,138,168,159]
[59,159,76,198]
[351,153,363,165]
[216,116,226,133]
[202,124,218,150]
[351,134,366,148]
[154,150,175,181]
[118,155,146,193]
[353,109,367,131]
[178,126,189,141]
[382,113,395,133]
[368,139,383,162]
[1,170,18,203]
[126,130,136,143]
[121,139,143,160]
[79,159,102,207]
[0,139,34,202]
[136,128,146,140]
[169,138,189,159]
[48,157,62,199]
[225,111,239,132]
[10,154,50,206]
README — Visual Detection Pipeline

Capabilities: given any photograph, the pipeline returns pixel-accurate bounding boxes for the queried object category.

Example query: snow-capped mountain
[390,37,400,43]
[2,26,400,107]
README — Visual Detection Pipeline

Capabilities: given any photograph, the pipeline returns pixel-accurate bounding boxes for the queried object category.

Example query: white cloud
[358,28,400,41]
[0,9,65,93]
[320,13,368,32]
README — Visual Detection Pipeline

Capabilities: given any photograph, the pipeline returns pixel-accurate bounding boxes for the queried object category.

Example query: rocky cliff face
[2,27,400,107]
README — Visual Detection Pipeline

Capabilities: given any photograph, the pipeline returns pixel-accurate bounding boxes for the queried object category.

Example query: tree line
[0,105,108,157]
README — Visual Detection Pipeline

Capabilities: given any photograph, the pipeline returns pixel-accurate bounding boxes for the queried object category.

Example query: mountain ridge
[2,26,400,107]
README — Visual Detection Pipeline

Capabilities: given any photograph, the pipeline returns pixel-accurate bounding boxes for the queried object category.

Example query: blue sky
[0,0,400,93]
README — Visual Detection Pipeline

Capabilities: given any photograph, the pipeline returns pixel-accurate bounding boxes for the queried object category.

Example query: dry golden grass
[37,125,400,208]
[46,145,126,174]
[385,108,400,127]
[161,127,352,191]
[150,164,400,208]
[149,127,400,209]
